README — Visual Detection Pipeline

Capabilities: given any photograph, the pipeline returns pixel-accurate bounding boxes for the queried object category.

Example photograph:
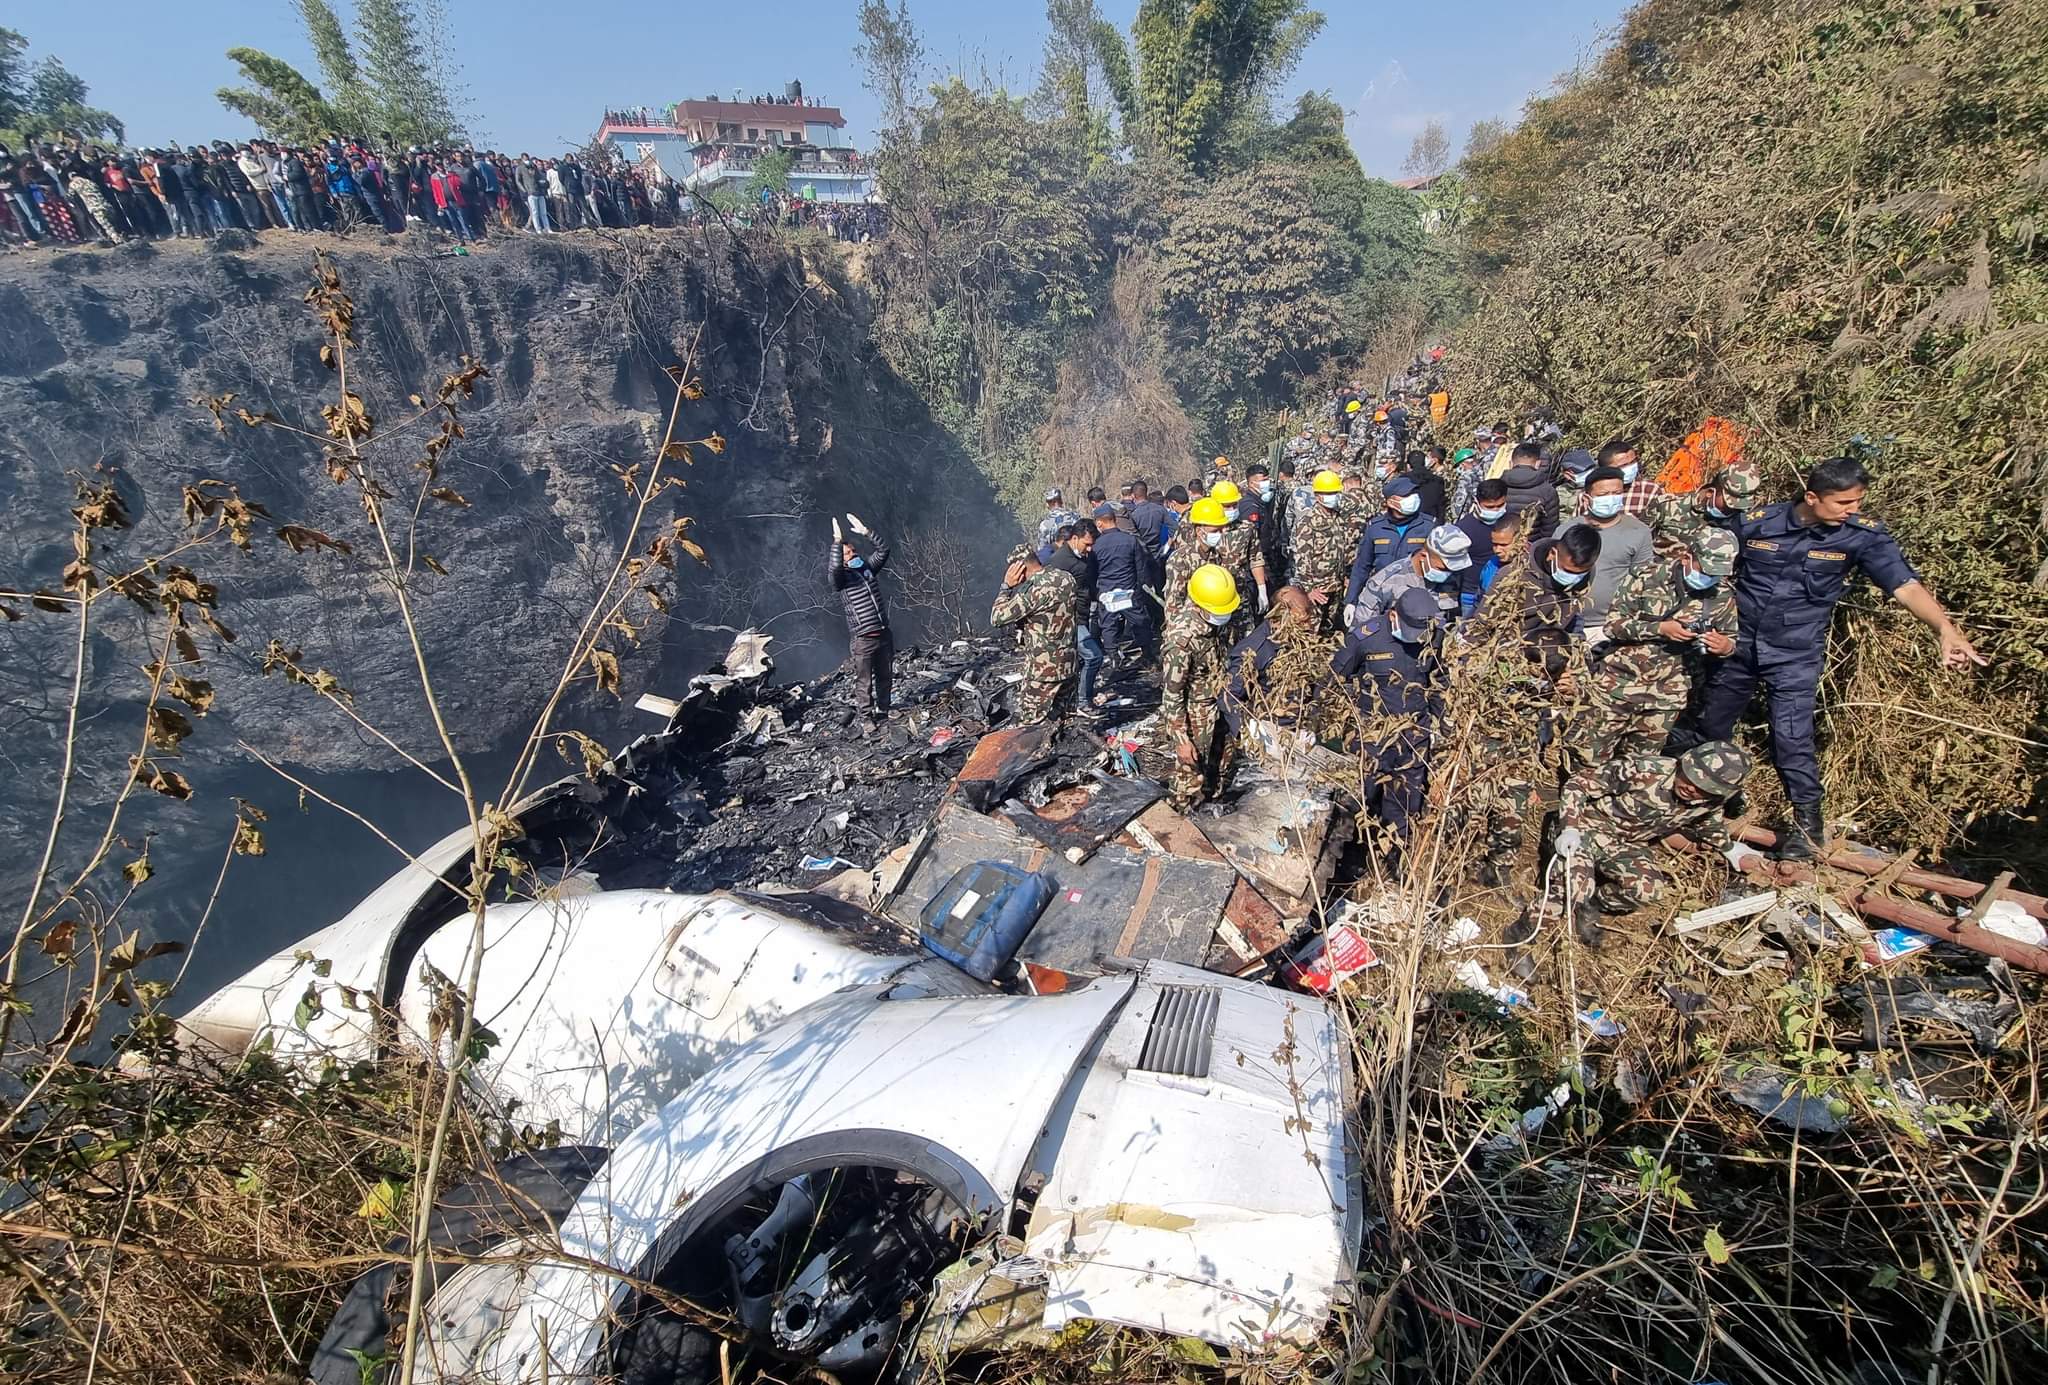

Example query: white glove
[1343,602,1356,627]
[1724,843,1767,872]
[832,517,843,543]
[846,513,870,537]
[1554,827,1583,858]
[1257,582,1270,613]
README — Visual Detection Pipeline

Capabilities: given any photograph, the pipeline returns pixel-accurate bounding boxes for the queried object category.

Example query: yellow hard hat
[1345,400,1363,413]
[1208,479,1242,505]
[1188,564,1241,616]
[1311,470,1344,494]
[1188,497,1229,526]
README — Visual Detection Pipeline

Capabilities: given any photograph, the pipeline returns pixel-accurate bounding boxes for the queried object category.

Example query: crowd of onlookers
[0,133,887,250]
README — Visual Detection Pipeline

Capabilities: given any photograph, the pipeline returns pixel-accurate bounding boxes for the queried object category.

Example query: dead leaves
[587,647,622,698]
[320,390,374,443]
[276,525,353,557]
[556,729,610,779]
[260,641,352,704]
[41,920,81,961]
[427,487,471,508]
[145,706,194,754]
[131,757,192,800]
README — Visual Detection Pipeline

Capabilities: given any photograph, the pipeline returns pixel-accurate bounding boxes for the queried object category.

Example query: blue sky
[19,1,1626,176]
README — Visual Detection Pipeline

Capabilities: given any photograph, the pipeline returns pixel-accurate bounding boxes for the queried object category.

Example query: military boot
[1776,801,1825,861]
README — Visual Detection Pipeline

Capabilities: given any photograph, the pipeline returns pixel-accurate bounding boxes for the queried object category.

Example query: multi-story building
[595,85,875,204]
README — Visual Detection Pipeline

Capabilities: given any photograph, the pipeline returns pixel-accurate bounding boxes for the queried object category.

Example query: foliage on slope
[1454,0,2048,854]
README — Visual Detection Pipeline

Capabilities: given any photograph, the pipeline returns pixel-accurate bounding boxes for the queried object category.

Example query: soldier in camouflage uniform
[1164,497,1261,618]
[1287,471,1363,633]
[991,545,1079,723]
[1161,564,1241,810]
[1550,741,1761,945]
[1034,487,1083,554]
[1645,460,1761,558]
[1568,528,1740,765]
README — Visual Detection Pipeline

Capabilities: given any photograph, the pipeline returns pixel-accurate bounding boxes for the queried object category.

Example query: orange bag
[1661,416,1745,495]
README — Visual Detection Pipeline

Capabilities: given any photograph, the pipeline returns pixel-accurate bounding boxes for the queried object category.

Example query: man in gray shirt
[1558,465,1656,643]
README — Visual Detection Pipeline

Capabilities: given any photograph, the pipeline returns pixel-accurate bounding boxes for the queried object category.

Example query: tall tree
[0,28,29,130]
[855,0,925,138]
[295,0,371,129]
[1463,117,1507,161]
[355,0,460,145]
[217,48,343,144]
[1402,119,1451,178]
[1103,0,1324,174]
[6,50,123,143]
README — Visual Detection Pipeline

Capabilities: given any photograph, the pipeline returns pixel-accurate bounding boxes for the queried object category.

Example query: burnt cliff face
[0,230,1014,996]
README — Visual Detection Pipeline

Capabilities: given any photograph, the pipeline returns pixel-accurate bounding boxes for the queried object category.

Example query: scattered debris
[1721,1065,1852,1133]
[1280,921,1382,992]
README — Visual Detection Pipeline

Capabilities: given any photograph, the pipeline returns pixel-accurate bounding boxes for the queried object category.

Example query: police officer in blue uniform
[1671,456,1985,859]
[1345,478,1438,610]
[1333,587,1445,850]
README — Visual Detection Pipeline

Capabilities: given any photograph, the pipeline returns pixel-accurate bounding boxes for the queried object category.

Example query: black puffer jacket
[829,540,891,636]
[1502,464,1560,543]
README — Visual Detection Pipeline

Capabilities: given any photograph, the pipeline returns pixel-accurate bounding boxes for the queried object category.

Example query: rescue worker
[1046,518,1103,707]
[1204,479,1271,616]
[1645,459,1761,557]
[1463,523,1602,886]
[1333,586,1445,849]
[829,513,893,727]
[1551,742,1765,946]
[1671,456,1985,859]
[1570,528,1739,765]
[991,544,1079,724]
[1091,503,1150,669]
[1345,477,1437,611]
[1161,565,1241,810]
[1244,462,1287,586]
[1127,479,1169,553]
[1288,470,1358,632]
[1034,487,1081,553]
[1350,523,1473,629]
[1166,496,1265,620]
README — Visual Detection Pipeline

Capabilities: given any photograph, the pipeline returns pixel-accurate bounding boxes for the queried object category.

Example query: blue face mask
[1551,563,1587,588]
[1619,462,1640,484]
[1589,494,1626,520]
[1320,494,1342,510]
[1684,568,1719,591]
[1394,495,1421,517]
[1223,505,1239,523]
[1476,505,1506,522]
[1425,564,1453,583]
[1704,503,1728,519]
[1205,610,1233,627]
[1204,531,1223,548]
[1257,483,1275,501]
[846,556,864,569]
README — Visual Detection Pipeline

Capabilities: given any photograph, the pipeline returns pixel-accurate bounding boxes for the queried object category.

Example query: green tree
[1036,0,1123,162]
[5,50,123,143]
[1154,163,1346,441]
[0,28,31,130]
[1100,0,1325,173]
[745,144,794,206]
[355,0,461,145]
[296,0,372,130]
[217,48,344,145]
[855,0,926,137]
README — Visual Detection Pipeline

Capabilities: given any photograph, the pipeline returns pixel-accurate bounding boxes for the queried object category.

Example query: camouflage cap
[1712,460,1762,499]
[1676,741,1750,797]
[1688,527,1739,577]
[1007,544,1034,565]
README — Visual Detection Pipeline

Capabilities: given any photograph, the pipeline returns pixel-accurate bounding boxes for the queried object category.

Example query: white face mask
[1477,505,1506,522]
[1203,531,1223,548]
[1619,462,1640,484]
[1257,483,1275,500]
[1425,563,1453,583]
[1320,494,1342,510]
[1222,506,1239,523]
[1204,610,1233,627]
[1393,495,1421,516]
[1589,494,1625,519]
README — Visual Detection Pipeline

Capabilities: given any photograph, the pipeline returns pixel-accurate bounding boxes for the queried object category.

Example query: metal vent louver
[1135,984,1220,1079]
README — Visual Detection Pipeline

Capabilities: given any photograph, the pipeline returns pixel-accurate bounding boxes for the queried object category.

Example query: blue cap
[1384,477,1418,498]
